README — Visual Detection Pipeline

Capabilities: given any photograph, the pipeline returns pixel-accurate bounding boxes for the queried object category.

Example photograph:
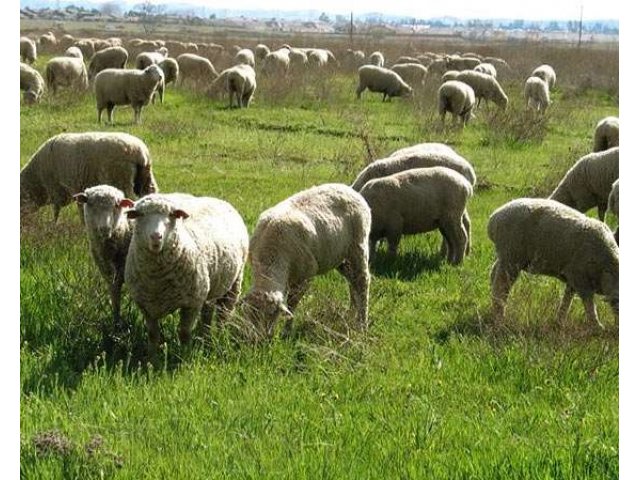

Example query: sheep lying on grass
[488,198,618,327]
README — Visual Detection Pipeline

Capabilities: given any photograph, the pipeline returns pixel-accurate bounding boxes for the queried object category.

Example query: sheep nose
[151,232,162,241]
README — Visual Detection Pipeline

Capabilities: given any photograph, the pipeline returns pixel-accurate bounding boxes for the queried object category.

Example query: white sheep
[391,63,429,88]
[473,62,497,78]
[351,142,477,190]
[441,70,460,82]
[524,76,551,113]
[438,80,476,127]
[94,65,164,124]
[59,34,75,51]
[176,53,218,87]
[73,185,135,324]
[234,48,256,68]
[446,55,481,71]
[261,48,290,76]
[369,51,384,67]
[44,56,89,94]
[488,198,618,327]
[607,179,619,244]
[593,116,619,152]
[359,167,473,264]
[531,64,556,89]
[395,56,422,65]
[73,39,95,60]
[454,70,508,109]
[307,48,337,71]
[356,65,413,101]
[241,183,371,338]
[20,37,37,64]
[20,132,158,221]
[88,46,129,81]
[20,62,45,104]
[210,64,256,108]
[549,146,619,220]
[255,44,270,62]
[63,46,84,59]
[288,48,308,73]
[343,49,366,71]
[38,31,57,53]
[124,193,249,348]
[135,51,166,70]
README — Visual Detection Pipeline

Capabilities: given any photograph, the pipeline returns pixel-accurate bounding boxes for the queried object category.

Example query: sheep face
[75,187,133,239]
[127,207,188,253]
[600,269,619,314]
[23,90,39,105]
[241,290,293,337]
[145,64,164,83]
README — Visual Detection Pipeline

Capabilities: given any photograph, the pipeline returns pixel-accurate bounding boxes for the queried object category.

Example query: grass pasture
[20,34,619,479]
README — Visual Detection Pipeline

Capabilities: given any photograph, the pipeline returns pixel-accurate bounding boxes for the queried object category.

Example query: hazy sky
[185,0,620,20]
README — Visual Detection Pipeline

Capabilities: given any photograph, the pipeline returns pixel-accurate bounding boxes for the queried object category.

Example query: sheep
[124,193,249,348]
[240,183,371,338]
[261,48,290,76]
[484,56,510,71]
[38,31,57,53]
[44,56,89,94]
[532,64,556,89]
[369,51,385,67]
[390,63,429,88]
[210,64,256,108]
[176,53,218,87]
[351,142,477,191]
[593,116,619,152]
[234,48,255,68]
[255,44,270,63]
[63,46,83,59]
[20,62,45,104]
[441,70,460,82]
[395,56,422,65]
[20,132,158,222]
[549,147,619,221]
[607,179,619,244]
[343,49,366,71]
[356,65,413,101]
[73,39,95,60]
[438,80,476,127]
[135,51,166,70]
[20,37,37,64]
[446,55,481,71]
[73,185,135,324]
[488,198,618,327]
[307,48,337,71]
[88,46,129,81]
[454,70,508,109]
[288,48,308,73]
[58,34,75,51]
[359,167,472,264]
[474,62,497,78]
[524,76,551,113]
[94,65,165,124]
[427,57,449,76]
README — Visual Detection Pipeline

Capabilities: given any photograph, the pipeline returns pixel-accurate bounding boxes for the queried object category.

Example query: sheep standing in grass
[74,185,135,324]
[88,46,129,81]
[176,53,218,87]
[20,63,45,104]
[356,65,413,101]
[262,48,290,76]
[94,65,164,124]
[210,64,256,108]
[454,70,508,109]
[446,55,481,71]
[45,56,89,94]
[343,49,366,71]
[391,63,429,88]
[369,51,384,67]
[255,44,270,63]
[64,46,83,59]
[524,76,551,113]
[234,48,255,68]
[39,31,57,53]
[488,198,618,327]
[73,39,95,60]
[473,63,497,78]
[20,37,37,64]
[532,64,556,89]
[20,132,158,221]
[549,147,619,220]
[241,184,371,338]
[135,51,166,70]
[360,167,473,264]
[438,80,476,127]
[593,116,619,152]
[607,179,619,244]
[125,193,249,348]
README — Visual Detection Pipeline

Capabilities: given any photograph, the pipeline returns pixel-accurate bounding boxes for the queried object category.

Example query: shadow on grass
[371,248,444,281]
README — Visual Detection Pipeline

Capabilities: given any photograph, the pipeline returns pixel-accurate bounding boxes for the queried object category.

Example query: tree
[319,12,330,23]
[100,1,122,17]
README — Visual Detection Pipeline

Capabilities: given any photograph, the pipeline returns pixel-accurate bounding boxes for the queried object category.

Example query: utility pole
[578,3,584,48]
[350,11,354,46]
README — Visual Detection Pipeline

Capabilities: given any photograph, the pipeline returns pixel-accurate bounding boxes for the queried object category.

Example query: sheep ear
[119,198,135,209]
[73,193,88,204]
[278,303,294,319]
[171,209,189,219]
[126,210,142,219]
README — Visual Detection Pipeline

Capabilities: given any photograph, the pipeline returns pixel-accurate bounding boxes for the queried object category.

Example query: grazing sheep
[88,46,129,80]
[549,147,619,220]
[446,55,480,71]
[125,193,249,348]
[241,183,371,338]
[524,76,551,113]
[255,43,270,62]
[38,31,57,53]
[395,56,421,65]
[59,34,75,51]
[428,58,449,76]
[45,56,89,94]
[288,48,308,73]
[307,48,337,71]
[360,167,472,264]
[351,142,477,190]
[210,64,256,108]
[532,64,556,89]
[343,49,366,71]
[474,62,497,78]
[593,116,619,152]
[20,132,158,222]
[484,56,510,71]
[438,80,476,127]
[607,179,619,244]
[454,70,508,109]
[20,37,37,64]
[261,48,290,76]
[176,53,218,87]
[63,46,83,59]
[73,39,95,60]
[94,65,164,124]
[441,70,460,82]
[74,185,135,324]
[20,62,45,104]
[488,198,618,327]
[234,48,255,68]
[356,65,413,101]
[391,63,429,88]
[135,51,166,70]
[369,51,384,67]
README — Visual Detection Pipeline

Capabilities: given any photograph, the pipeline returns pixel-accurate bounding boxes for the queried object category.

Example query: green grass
[21,43,618,479]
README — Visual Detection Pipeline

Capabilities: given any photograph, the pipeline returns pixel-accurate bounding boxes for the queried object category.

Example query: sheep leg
[556,285,575,323]
[281,280,309,338]
[597,203,607,221]
[178,307,199,345]
[215,275,243,327]
[97,107,103,124]
[581,294,604,329]
[463,210,472,256]
[144,316,163,349]
[368,237,379,264]
[52,204,62,223]
[107,105,115,124]
[338,247,371,329]
[441,217,467,265]
[198,303,214,341]
[133,107,141,125]
[355,84,364,99]
[110,271,124,327]
[490,260,519,321]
